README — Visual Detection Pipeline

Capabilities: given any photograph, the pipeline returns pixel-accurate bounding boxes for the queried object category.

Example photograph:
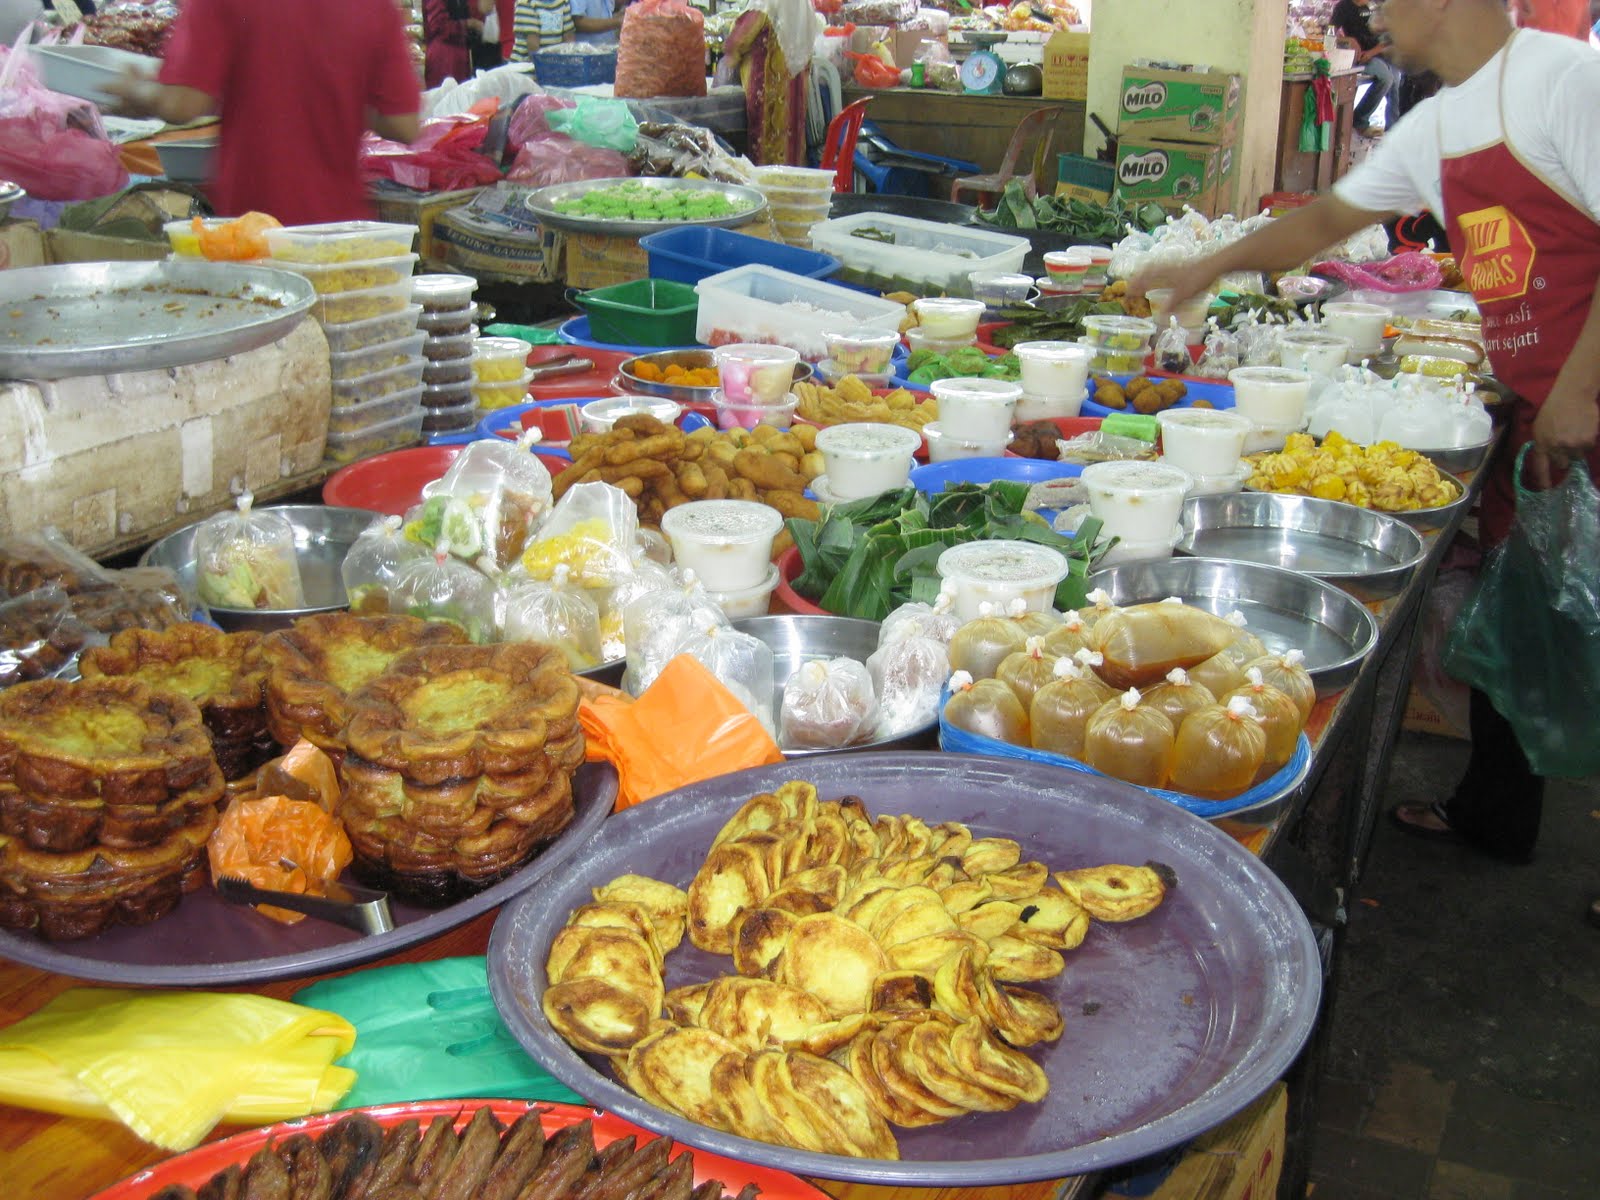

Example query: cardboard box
[371,185,487,265]
[561,229,649,291]
[1116,64,1243,144]
[0,220,47,271]
[1056,153,1115,203]
[1115,136,1236,218]
[432,206,560,284]
[1107,1084,1286,1200]
[46,228,168,264]
[1042,31,1091,101]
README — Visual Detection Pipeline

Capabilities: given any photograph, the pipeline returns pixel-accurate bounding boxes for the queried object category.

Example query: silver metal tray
[617,349,814,404]
[1178,492,1426,600]
[1413,436,1494,475]
[487,752,1321,1185]
[0,260,316,380]
[733,614,937,755]
[1087,556,1378,694]
[526,177,768,238]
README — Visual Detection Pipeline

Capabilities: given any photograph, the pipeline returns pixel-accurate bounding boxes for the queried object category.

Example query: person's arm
[371,111,422,143]
[104,76,216,123]
[368,0,423,144]
[1529,281,1600,485]
[105,0,225,123]
[573,14,621,32]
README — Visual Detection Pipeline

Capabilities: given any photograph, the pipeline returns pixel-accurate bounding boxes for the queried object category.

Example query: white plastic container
[411,273,479,311]
[472,368,537,411]
[713,392,799,431]
[1229,366,1314,427]
[1015,390,1086,422]
[936,540,1072,621]
[1013,341,1093,399]
[913,298,986,341]
[267,253,419,295]
[472,336,534,382]
[660,500,784,592]
[905,326,975,357]
[808,212,1028,296]
[1184,462,1252,497]
[32,44,160,106]
[712,343,801,406]
[815,422,922,500]
[929,377,1022,442]
[1146,288,1212,331]
[1083,314,1158,350]
[1156,408,1253,477]
[1043,249,1092,289]
[263,221,417,264]
[1081,460,1195,542]
[922,422,1014,462]
[1242,420,1303,455]
[1097,523,1185,566]
[969,270,1035,307]
[707,562,781,619]
[581,395,683,433]
[694,265,906,361]
[1321,301,1390,361]
[823,329,902,378]
[1278,328,1354,377]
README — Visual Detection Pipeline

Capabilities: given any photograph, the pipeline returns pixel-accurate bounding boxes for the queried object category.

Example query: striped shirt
[511,0,572,60]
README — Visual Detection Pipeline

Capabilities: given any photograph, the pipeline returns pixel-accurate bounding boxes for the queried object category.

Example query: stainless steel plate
[1413,436,1494,475]
[0,260,316,380]
[1087,556,1378,694]
[733,614,937,755]
[1178,492,1426,600]
[526,177,769,238]
[1243,466,1470,532]
[617,349,815,404]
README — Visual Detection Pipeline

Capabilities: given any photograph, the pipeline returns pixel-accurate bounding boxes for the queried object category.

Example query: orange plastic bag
[196,211,281,261]
[580,655,783,810]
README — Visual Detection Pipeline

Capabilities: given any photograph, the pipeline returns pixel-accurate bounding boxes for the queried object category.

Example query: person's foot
[1390,801,1457,841]
[1589,897,1600,930]
[1360,125,1385,138]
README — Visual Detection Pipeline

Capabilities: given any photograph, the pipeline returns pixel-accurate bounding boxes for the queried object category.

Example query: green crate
[573,278,699,348]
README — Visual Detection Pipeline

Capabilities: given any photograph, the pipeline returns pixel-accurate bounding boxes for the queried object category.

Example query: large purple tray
[487,752,1320,1186]
[0,763,616,986]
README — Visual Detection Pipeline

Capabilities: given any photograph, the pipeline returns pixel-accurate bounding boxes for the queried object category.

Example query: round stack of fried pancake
[79,622,275,782]
[338,642,585,903]
[0,677,223,939]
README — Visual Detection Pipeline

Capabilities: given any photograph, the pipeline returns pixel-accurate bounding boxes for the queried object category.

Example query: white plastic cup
[815,422,922,500]
[922,421,1014,462]
[1015,390,1086,421]
[712,343,800,406]
[1242,420,1303,455]
[1155,408,1253,477]
[929,377,1022,442]
[968,270,1035,307]
[936,540,1072,622]
[1229,366,1314,428]
[1081,460,1195,542]
[713,391,799,431]
[1043,249,1093,289]
[1013,340,1093,400]
[660,500,784,592]
[1071,245,1113,289]
[706,562,780,619]
[1097,523,1185,566]
[1183,462,1251,497]
[580,395,683,433]
[1320,302,1390,361]
[823,329,901,377]
[913,297,986,341]
[1146,288,1212,331]
[1278,328,1355,377]
[905,325,976,357]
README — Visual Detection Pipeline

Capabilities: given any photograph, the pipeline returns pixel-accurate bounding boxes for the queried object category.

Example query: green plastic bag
[484,322,562,345]
[293,957,584,1109]
[547,97,639,153]
[1444,445,1600,777]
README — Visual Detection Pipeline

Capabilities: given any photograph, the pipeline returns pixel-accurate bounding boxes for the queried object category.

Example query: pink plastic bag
[1310,251,1444,293]
[0,45,128,200]
[505,134,629,186]
[507,93,577,151]
[615,0,707,99]
[360,111,504,192]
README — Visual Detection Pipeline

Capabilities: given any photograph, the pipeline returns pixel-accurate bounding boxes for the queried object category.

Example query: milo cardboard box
[1115,137,1237,218]
[1116,65,1243,145]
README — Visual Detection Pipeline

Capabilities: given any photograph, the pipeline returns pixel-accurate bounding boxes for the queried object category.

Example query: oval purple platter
[487,752,1320,1186]
[0,762,616,986]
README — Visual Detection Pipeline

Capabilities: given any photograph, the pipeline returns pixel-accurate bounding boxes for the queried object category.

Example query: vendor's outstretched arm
[1130,195,1392,309]
[104,75,215,125]
[370,111,420,144]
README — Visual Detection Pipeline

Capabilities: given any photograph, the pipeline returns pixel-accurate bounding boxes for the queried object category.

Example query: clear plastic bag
[521,482,639,591]
[596,556,678,662]
[1243,649,1316,722]
[1092,599,1242,690]
[1194,318,1241,379]
[1168,697,1267,800]
[340,516,430,615]
[1237,319,1282,368]
[1083,688,1176,788]
[621,572,729,695]
[193,493,306,611]
[1188,648,1247,697]
[1028,658,1108,760]
[417,432,553,570]
[675,624,776,734]
[948,602,1030,680]
[781,658,879,750]
[881,590,962,648]
[0,585,95,688]
[390,544,497,643]
[1041,611,1094,660]
[944,670,1028,746]
[501,565,603,671]
[1216,611,1268,669]
[996,637,1059,711]
[1007,598,1063,640]
[1154,317,1192,376]
[867,630,950,737]
[1223,667,1302,777]
[1140,667,1217,731]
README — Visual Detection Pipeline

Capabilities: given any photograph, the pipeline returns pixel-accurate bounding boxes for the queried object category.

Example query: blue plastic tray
[1080,374,1236,419]
[909,456,1084,494]
[556,315,701,356]
[640,226,840,287]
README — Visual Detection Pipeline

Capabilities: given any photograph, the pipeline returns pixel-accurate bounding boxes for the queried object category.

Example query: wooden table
[1274,68,1363,197]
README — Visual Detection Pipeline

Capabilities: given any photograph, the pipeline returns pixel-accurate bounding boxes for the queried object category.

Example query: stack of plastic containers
[412,274,481,435]
[750,165,836,247]
[262,221,423,464]
[472,336,535,415]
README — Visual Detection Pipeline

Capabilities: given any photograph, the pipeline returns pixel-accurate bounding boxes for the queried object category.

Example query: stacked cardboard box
[1112,64,1242,218]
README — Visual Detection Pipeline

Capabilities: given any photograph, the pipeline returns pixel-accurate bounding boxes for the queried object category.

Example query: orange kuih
[579,655,783,810]
[196,211,282,261]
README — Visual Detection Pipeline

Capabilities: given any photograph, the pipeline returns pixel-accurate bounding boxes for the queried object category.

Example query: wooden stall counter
[841,87,1086,180]
[1274,68,1364,197]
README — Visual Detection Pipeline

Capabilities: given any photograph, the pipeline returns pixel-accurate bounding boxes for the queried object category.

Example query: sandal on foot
[1389,801,1459,843]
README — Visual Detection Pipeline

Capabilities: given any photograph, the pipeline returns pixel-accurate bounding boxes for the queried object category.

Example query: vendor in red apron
[1133,0,1600,916]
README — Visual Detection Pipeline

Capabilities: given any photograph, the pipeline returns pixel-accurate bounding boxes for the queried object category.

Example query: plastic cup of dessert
[1320,301,1390,360]
[471,336,533,383]
[581,394,683,434]
[818,359,894,388]
[1278,327,1355,377]
[913,297,987,341]
[905,325,976,357]
[1013,340,1093,400]
[1097,523,1185,567]
[929,377,1022,442]
[1156,407,1253,477]
[1043,249,1093,288]
[822,329,901,378]
[922,421,1014,463]
[1037,275,1074,297]
[1015,389,1086,421]
[1082,314,1158,351]
[661,499,784,592]
[712,343,801,406]
[1081,460,1195,542]
[968,270,1035,307]
[1242,419,1304,455]
[1080,335,1146,375]
[712,391,799,431]
[1071,245,1113,289]
[706,562,781,620]
[936,539,1072,622]
[1183,461,1252,497]
[815,422,923,500]
[1229,366,1314,428]
[1146,288,1213,331]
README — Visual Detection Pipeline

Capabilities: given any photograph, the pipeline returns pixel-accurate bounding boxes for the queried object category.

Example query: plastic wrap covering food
[879,592,962,648]
[83,1,179,55]
[192,493,307,612]
[866,627,948,736]
[1092,599,1241,690]
[0,586,95,689]
[614,0,708,99]
[780,657,879,749]
[389,545,497,643]
[947,601,1029,680]
[1083,687,1175,788]
[520,482,639,591]
[0,532,190,638]
[501,565,603,671]
[1108,209,1274,284]
[628,121,754,184]
[1167,697,1266,801]
[1056,431,1159,467]
[621,571,728,695]
[415,433,554,571]
[340,516,431,616]
[597,556,678,661]
[943,669,1028,745]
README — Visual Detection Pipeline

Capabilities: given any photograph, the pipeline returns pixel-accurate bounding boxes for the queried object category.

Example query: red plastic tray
[529,345,634,402]
[774,544,827,618]
[322,445,569,516]
[92,1100,828,1200]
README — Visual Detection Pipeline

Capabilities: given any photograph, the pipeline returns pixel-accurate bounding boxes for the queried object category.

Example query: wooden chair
[949,106,1070,207]
[819,97,872,192]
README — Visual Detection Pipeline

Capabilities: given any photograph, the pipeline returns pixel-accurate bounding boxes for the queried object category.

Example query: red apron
[1437,32,1600,546]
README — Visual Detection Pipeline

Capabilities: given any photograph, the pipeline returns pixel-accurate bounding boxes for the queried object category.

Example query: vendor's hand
[467,17,484,34]
[1128,258,1221,318]
[102,69,161,118]
[1528,390,1599,488]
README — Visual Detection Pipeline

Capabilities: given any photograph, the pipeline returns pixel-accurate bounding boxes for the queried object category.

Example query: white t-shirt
[1333,30,1600,226]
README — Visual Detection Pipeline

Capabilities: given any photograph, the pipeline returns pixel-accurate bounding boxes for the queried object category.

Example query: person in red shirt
[107,0,422,226]
[1509,0,1590,37]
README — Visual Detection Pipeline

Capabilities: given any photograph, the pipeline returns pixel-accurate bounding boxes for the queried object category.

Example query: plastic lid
[712,342,800,365]
[1083,314,1158,337]
[970,270,1035,288]
[913,297,986,318]
[816,421,922,457]
[1012,340,1095,362]
[411,273,478,303]
[824,328,902,349]
[937,540,1071,588]
[583,395,682,421]
[661,499,784,544]
[1156,408,1253,431]
[1081,460,1195,493]
[1321,301,1390,316]
[1228,367,1313,386]
[929,377,1024,404]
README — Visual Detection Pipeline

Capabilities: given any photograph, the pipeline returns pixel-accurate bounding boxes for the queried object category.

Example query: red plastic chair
[820,97,871,193]
[949,106,1069,207]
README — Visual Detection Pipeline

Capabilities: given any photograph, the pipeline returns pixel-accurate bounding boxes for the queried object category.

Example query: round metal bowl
[1244,466,1471,533]
[140,504,381,633]
[617,350,815,404]
[732,614,938,755]
[1413,436,1494,475]
[1178,491,1427,600]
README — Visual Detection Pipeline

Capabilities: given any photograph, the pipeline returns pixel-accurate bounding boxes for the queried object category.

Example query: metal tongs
[527,352,595,381]
[216,871,395,935]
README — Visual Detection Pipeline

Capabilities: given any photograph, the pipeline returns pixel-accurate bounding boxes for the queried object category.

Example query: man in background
[1509,0,1590,37]
[571,0,624,46]
[1333,0,1398,137]
[511,0,574,61]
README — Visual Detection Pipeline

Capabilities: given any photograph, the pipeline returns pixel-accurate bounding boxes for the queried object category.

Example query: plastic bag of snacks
[867,623,950,737]
[1076,588,1122,630]
[521,482,638,591]
[416,432,553,570]
[880,591,962,648]
[1194,319,1241,379]
[614,0,707,99]
[389,544,496,642]
[1092,599,1241,690]
[596,555,678,661]
[1153,317,1192,376]
[781,658,879,750]
[501,565,603,671]
[340,516,430,615]
[192,493,306,611]
[1041,611,1094,660]
[622,570,728,695]
[0,586,95,688]
[944,670,1028,745]
[1083,687,1175,788]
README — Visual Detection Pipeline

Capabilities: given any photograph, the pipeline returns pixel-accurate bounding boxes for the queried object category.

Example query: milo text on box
[1115,65,1243,144]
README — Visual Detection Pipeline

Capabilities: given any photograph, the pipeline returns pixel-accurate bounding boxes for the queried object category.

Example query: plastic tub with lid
[706,561,780,620]
[1081,460,1194,542]
[913,298,986,342]
[922,422,1014,463]
[473,368,537,410]
[423,379,476,409]
[329,332,428,383]
[262,220,417,263]
[1083,314,1158,351]
[321,304,423,354]
[1014,340,1092,400]
[473,336,534,382]
[1043,249,1092,289]
[929,377,1022,442]
[1156,408,1253,478]
[822,329,901,379]
[580,394,683,433]
[1229,367,1313,428]
[1320,301,1390,360]
[936,540,1071,621]
[267,253,418,295]
[313,278,415,325]
[713,391,799,431]
[1097,524,1185,567]
[421,398,481,434]
[327,386,425,435]
[1278,328,1353,377]
[423,357,474,387]
[969,270,1035,307]
[419,307,477,337]
[424,327,478,362]
[694,264,905,361]
[751,164,836,192]
[323,406,426,464]
[331,357,426,408]
[661,499,784,592]
[905,326,976,358]
[410,273,479,311]
[809,212,1028,296]
[815,422,922,500]
[714,343,801,406]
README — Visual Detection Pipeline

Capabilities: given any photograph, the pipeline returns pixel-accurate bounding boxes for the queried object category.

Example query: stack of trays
[261,221,425,464]
[414,274,482,435]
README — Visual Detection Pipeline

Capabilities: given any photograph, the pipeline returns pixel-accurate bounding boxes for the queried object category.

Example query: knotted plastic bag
[615,0,708,99]
[207,791,353,927]
[1139,667,1217,731]
[522,482,639,591]
[391,543,497,642]
[596,556,677,662]
[1083,687,1175,788]
[1243,647,1316,722]
[622,569,728,695]
[1154,317,1192,375]
[546,97,640,153]
[1168,696,1266,800]
[1092,598,1241,690]
[1194,318,1241,379]
[1223,667,1303,778]
[341,515,430,615]
[1076,587,1122,630]
[867,624,950,737]
[501,564,603,671]
[944,670,1028,746]
[193,493,306,611]
[996,636,1060,710]
[948,601,1030,680]
[781,658,878,749]
[1040,610,1093,661]
[675,624,777,734]
[880,590,962,647]
[417,432,553,570]
[1029,658,1111,760]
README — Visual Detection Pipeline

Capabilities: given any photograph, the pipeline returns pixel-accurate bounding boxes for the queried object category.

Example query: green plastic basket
[570,278,700,348]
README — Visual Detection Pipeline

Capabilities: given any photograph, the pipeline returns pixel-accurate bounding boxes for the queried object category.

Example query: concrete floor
[1305,730,1600,1199]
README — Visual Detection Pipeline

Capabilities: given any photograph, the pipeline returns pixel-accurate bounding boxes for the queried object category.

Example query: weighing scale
[960,50,1006,95]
